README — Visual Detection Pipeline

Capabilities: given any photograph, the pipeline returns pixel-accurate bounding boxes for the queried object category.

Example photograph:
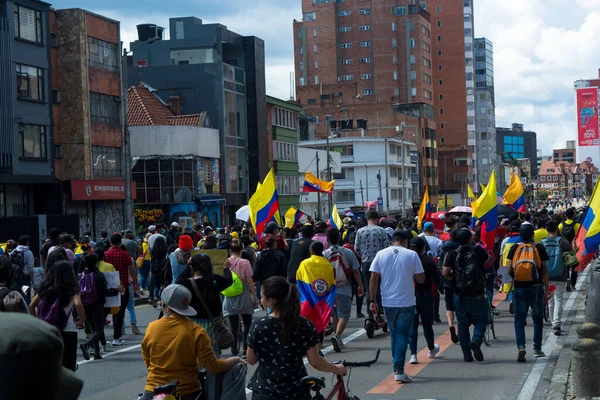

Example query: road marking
[516,267,589,400]
[78,344,142,366]
[368,293,505,394]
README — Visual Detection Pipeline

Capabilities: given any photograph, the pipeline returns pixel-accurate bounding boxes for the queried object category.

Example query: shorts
[444,287,455,312]
[334,294,352,320]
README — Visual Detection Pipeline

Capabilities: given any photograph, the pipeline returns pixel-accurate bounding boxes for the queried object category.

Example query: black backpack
[561,221,577,242]
[453,246,485,297]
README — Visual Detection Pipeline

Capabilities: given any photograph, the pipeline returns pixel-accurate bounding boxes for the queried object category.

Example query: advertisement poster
[134,206,166,233]
[577,87,599,147]
[104,271,121,308]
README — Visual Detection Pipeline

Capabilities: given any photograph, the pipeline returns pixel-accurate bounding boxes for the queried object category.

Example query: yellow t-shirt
[142,242,151,261]
[142,316,227,395]
[98,260,116,273]
[559,219,581,239]
[534,229,548,244]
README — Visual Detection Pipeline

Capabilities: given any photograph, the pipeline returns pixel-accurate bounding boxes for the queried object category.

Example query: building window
[360,41,372,47]
[88,37,118,71]
[553,175,558,181]
[393,71,398,80]
[339,26,352,32]
[335,190,355,203]
[441,124,444,129]
[90,92,120,125]
[313,27,317,36]
[273,107,298,129]
[273,141,298,162]
[410,39,416,48]
[307,98,317,104]
[361,73,373,80]
[340,58,353,64]
[276,176,300,196]
[313,43,318,52]
[298,61,304,70]
[440,108,444,115]
[438,64,442,71]
[392,55,398,64]
[314,76,319,84]
[394,87,399,96]
[540,176,546,182]
[92,146,122,176]
[298,45,303,54]
[436,5,441,12]
[421,24,430,37]
[362,89,374,96]
[395,6,407,15]
[424,89,431,99]
[410,70,416,80]
[359,8,371,15]
[359,25,371,31]
[392,39,397,48]
[299,77,305,86]
[437,20,441,27]
[339,75,354,81]
[314,59,319,68]
[303,12,316,22]
[439,79,443,86]
[410,55,416,64]
[14,5,42,44]
[439,94,444,100]
[411,87,417,96]
[16,64,44,101]
[360,57,372,63]
[392,22,397,31]
[423,73,431,84]
[420,1,427,10]
[423,57,431,68]
[421,41,430,53]
[438,49,442,56]
[338,10,352,16]
[340,42,352,48]
[19,124,46,159]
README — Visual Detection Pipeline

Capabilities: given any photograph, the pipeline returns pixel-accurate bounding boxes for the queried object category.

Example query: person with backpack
[286,224,315,284]
[559,208,580,290]
[0,256,28,313]
[29,260,87,371]
[253,236,286,284]
[442,228,490,363]
[507,223,550,362]
[542,220,573,336]
[9,235,34,302]
[323,228,363,353]
[439,229,460,344]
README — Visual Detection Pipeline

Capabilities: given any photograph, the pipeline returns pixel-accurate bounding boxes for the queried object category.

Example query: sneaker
[93,353,103,360]
[449,326,459,344]
[331,334,342,353]
[553,326,562,336]
[517,349,527,362]
[469,341,484,362]
[104,319,111,326]
[428,344,440,359]
[357,312,365,318]
[464,355,474,362]
[492,306,500,316]
[80,343,90,361]
[394,372,413,383]
[534,350,546,358]
[410,354,419,364]
[112,339,127,346]
[509,302,515,315]
[152,297,158,308]
[566,282,572,292]
[131,324,141,335]
[102,343,109,353]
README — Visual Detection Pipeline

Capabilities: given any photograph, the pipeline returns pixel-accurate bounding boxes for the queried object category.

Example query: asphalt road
[75,271,588,400]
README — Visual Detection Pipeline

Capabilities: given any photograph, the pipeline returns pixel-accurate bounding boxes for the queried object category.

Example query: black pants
[571,266,578,287]
[113,288,130,340]
[84,304,106,354]
[353,271,365,315]
[149,268,164,299]
[61,331,78,371]
[229,314,252,356]
[410,291,435,354]
[433,285,441,320]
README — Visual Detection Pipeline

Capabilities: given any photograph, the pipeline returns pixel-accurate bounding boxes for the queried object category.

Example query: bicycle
[483,289,497,347]
[299,350,380,400]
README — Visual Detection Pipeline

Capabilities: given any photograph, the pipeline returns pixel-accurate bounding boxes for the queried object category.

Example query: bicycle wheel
[490,312,497,339]
[483,324,491,347]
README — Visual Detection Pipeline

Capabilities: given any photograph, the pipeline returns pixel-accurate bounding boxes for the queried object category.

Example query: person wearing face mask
[140,284,245,400]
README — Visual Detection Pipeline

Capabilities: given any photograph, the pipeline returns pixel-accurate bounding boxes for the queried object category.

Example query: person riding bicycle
[140,284,245,400]
[246,276,346,400]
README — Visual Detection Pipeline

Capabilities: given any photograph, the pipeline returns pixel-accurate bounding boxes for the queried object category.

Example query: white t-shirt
[370,246,424,308]
[63,300,77,332]
[419,233,443,258]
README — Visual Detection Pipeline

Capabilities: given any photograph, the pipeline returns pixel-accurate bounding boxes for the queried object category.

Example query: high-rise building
[496,123,538,191]
[553,140,577,164]
[293,1,439,213]
[474,37,496,185]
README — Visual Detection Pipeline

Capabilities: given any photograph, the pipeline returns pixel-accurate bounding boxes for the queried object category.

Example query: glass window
[360,41,372,47]
[392,22,397,32]
[362,90,373,96]
[393,71,398,80]
[339,26,352,32]
[14,5,42,44]
[338,10,352,16]
[410,70,416,80]
[90,92,120,125]
[360,57,372,63]
[92,146,121,176]
[410,39,416,48]
[359,8,371,15]
[395,6,407,15]
[20,124,46,159]
[16,64,44,101]
[411,87,417,96]
[89,37,118,70]
[170,48,215,66]
[410,55,416,64]
[314,43,318,52]
[361,73,373,80]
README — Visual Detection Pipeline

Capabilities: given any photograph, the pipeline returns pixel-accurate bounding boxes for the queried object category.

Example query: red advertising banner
[577,87,599,147]
[71,180,136,201]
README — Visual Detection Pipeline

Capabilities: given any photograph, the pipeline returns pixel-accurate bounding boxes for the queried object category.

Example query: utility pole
[121,44,133,230]
[365,165,369,205]
[359,179,365,206]
[384,138,389,214]
[377,169,382,212]
[316,151,321,219]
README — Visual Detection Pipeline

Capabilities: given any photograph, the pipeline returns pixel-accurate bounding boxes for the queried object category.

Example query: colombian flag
[284,206,305,229]
[249,168,282,238]
[472,170,498,250]
[467,184,476,200]
[503,170,527,212]
[575,179,600,272]
[329,204,343,230]
[302,171,335,194]
[417,186,431,230]
[296,255,337,333]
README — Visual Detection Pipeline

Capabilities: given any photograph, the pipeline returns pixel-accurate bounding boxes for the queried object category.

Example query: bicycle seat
[299,376,326,390]
[154,380,179,394]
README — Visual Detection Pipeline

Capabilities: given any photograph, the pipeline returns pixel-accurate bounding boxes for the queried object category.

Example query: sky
[51,0,600,157]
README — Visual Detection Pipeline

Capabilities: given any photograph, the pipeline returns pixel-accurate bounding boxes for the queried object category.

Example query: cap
[231,231,239,239]
[343,217,352,225]
[171,222,181,228]
[161,284,197,317]
[423,222,435,231]
[456,228,473,243]
[393,230,413,241]
[148,225,157,232]
[178,235,194,251]
[378,217,388,225]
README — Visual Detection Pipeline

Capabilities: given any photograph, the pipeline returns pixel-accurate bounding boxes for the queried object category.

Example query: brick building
[51,8,128,237]
[537,160,597,197]
[293,0,439,210]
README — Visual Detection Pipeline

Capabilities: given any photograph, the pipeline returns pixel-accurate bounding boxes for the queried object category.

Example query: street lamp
[120,36,160,229]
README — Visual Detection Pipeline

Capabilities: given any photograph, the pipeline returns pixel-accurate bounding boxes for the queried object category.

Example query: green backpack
[221,270,244,297]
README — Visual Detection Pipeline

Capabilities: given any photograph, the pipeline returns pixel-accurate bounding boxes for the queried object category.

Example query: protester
[149,235,168,308]
[312,221,329,250]
[9,234,34,299]
[48,234,76,264]
[0,256,28,312]
[40,228,61,267]
[166,222,182,247]
[139,233,152,294]
[419,222,443,257]
[247,276,347,400]
[286,224,315,284]
[170,235,193,284]
[559,208,580,290]
[94,230,110,252]
[148,224,167,252]
[254,236,286,285]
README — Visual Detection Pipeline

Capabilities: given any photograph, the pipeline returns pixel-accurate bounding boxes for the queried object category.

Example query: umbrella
[449,206,472,214]
[498,204,518,219]
[235,205,250,222]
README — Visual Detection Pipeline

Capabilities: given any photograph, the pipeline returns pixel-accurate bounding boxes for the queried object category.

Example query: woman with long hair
[29,260,86,370]
[247,276,346,400]
[149,235,168,307]
[177,254,233,357]
[223,240,258,358]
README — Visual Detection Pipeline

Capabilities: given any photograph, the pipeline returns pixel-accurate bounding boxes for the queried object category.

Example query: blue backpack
[541,236,564,279]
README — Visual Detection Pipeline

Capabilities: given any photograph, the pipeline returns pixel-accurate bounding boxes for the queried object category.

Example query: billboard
[577,87,599,147]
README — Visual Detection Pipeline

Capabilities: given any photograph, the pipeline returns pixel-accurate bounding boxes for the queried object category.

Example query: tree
[535,189,550,201]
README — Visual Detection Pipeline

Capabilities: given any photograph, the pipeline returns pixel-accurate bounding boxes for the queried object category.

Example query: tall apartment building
[474,37,496,185]
[293,1,438,211]
[496,123,538,191]
[553,140,576,163]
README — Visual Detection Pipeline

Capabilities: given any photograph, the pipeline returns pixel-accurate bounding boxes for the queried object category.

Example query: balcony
[341,155,354,163]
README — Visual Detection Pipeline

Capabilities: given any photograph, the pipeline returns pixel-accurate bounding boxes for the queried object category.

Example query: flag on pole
[329,204,343,230]
[284,206,305,229]
[471,170,498,250]
[417,186,431,230]
[575,179,600,272]
[302,171,335,194]
[467,184,476,199]
[480,183,486,194]
[249,168,282,238]
[503,169,527,212]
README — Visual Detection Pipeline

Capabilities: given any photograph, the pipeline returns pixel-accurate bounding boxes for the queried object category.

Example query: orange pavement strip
[368,292,505,394]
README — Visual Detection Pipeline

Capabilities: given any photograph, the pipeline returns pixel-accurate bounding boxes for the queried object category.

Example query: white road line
[78,344,142,366]
[516,268,589,400]
[245,328,368,395]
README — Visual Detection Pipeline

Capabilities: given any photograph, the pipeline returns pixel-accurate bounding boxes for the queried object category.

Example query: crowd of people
[0,202,587,399]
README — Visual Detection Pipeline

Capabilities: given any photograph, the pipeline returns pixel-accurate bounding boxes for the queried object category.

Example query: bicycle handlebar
[335,349,380,367]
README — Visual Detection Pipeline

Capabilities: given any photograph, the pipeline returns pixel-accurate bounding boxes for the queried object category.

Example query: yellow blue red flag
[296,255,337,333]
[249,168,282,237]
[467,184,476,200]
[284,206,305,229]
[576,179,600,271]
[503,169,527,212]
[471,170,498,250]
[302,171,335,194]
[418,186,431,230]
[329,204,343,230]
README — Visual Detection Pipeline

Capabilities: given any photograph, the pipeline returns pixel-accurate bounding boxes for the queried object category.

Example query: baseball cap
[161,284,197,317]
[171,222,181,228]
[423,222,435,231]
[148,225,157,232]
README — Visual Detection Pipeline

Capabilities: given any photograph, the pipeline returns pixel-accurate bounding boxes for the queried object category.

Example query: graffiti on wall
[134,206,166,233]
[95,201,124,237]
[169,203,197,230]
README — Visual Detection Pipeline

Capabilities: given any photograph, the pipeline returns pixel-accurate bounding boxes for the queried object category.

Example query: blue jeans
[123,283,137,326]
[486,273,495,305]
[139,261,151,290]
[453,295,488,358]
[383,305,415,373]
[513,286,544,351]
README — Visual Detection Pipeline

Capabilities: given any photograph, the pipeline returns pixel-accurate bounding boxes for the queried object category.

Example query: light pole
[384,123,406,216]
[120,36,159,229]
